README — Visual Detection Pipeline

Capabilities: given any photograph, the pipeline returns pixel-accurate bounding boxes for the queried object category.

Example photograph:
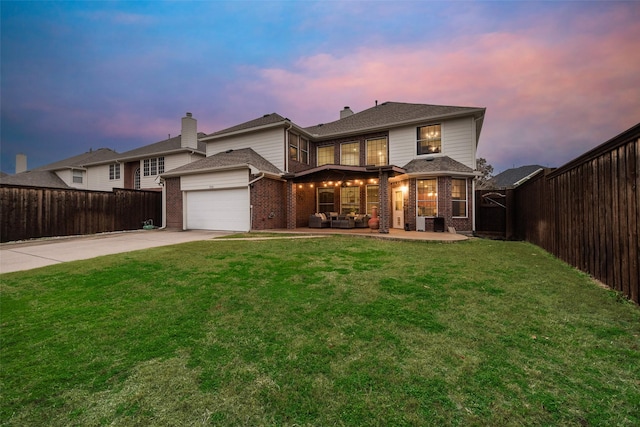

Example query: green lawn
[1,236,639,426]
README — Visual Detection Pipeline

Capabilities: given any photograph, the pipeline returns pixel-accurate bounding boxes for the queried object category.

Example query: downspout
[160,177,167,229]
[248,169,265,231]
[284,121,293,173]
[472,177,476,233]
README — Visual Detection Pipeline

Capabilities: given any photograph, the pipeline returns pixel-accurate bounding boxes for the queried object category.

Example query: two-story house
[2,113,207,192]
[82,113,207,191]
[161,101,486,233]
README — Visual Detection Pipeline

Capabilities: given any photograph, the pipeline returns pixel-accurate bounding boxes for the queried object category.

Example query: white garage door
[185,188,250,231]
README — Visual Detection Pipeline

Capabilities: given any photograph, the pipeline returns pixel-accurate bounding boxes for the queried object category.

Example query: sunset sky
[1,1,639,175]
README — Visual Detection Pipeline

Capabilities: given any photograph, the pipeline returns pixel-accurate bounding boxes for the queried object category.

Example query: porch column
[379,170,390,233]
[286,180,297,229]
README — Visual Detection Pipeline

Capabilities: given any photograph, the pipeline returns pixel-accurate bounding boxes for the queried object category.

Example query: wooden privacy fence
[513,123,639,304]
[0,186,162,243]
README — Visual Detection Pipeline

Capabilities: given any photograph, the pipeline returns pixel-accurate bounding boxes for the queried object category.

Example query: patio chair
[309,213,330,228]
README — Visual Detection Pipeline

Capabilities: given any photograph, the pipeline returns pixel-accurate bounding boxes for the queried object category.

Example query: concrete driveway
[0,229,232,274]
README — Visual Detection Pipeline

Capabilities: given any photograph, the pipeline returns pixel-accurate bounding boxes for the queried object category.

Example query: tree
[475,157,494,187]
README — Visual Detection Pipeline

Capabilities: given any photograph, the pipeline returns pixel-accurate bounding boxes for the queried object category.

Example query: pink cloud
[246,4,640,172]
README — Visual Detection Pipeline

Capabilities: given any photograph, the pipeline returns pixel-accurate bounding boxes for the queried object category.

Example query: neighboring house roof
[162,148,282,177]
[80,133,208,166]
[304,102,485,140]
[403,156,477,176]
[106,133,207,163]
[33,148,120,171]
[0,170,70,188]
[483,165,545,189]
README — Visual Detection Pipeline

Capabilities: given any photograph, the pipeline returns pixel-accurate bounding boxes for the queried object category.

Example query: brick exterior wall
[165,177,183,229]
[396,176,473,232]
[250,177,287,230]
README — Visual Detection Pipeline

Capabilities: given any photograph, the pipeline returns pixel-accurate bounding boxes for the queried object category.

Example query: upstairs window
[366,137,388,166]
[340,142,359,166]
[109,164,121,180]
[72,169,83,184]
[289,132,309,164]
[317,145,334,166]
[417,124,441,155]
[143,157,165,176]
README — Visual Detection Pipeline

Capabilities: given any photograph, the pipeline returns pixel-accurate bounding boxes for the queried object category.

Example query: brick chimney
[16,153,27,174]
[181,112,198,150]
[340,106,354,119]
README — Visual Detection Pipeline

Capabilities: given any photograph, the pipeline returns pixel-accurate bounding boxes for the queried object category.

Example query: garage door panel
[186,189,249,231]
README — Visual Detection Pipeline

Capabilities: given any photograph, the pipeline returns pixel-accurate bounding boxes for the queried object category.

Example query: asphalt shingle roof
[208,113,289,137]
[33,148,119,171]
[164,148,282,175]
[484,165,545,189]
[114,133,207,160]
[0,170,70,188]
[403,156,476,175]
[304,102,485,137]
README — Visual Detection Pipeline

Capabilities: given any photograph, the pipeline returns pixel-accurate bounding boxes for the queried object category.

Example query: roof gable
[304,102,485,138]
[403,156,476,175]
[486,165,545,189]
[163,148,282,176]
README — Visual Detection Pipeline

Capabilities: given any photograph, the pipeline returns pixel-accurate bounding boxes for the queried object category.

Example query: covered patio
[285,164,404,232]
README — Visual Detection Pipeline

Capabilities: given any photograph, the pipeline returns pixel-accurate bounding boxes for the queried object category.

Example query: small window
[109,164,120,180]
[366,137,388,166]
[340,142,359,166]
[317,145,334,166]
[72,169,83,184]
[417,179,437,216]
[417,124,441,155]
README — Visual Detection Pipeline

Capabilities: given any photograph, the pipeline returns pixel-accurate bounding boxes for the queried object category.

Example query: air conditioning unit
[416,216,426,232]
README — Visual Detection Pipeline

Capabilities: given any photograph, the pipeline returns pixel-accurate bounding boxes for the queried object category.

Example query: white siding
[87,164,121,191]
[206,128,285,171]
[165,152,203,173]
[388,127,415,167]
[441,117,475,169]
[388,117,477,169]
[55,169,87,190]
[181,169,249,191]
[139,152,204,190]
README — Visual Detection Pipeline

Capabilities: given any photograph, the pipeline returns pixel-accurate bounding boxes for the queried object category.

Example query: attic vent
[225,149,234,153]
[318,123,324,127]
[425,158,434,162]
[263,114,270,117]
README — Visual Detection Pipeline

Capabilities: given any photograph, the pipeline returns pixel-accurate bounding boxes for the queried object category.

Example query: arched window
[134,168,140,190]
